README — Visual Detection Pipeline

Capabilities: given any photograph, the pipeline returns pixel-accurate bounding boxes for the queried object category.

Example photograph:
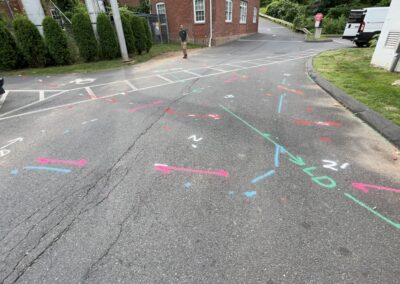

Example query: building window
[156,3,166,15]
[225,0,232,23]
[240,1,247,24]
[253,7,257,23]
[193,0,205,23]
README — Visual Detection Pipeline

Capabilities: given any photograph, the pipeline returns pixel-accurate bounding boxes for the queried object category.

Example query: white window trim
[240,1,247,24]
[225,0,233,23]
[253,7,257,24]
[156,2,166,15]
[193,0,206,24]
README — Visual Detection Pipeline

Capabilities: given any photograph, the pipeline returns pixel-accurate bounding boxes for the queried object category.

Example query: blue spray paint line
[24,166,71,173]
[10,169,18,175]
[277,94,286,114]
[244,191,257,197]
[184,181,192,189]
[282,77,287,85]
[64,129,70,134]
[251,169,275,184]
[274,145,281,167]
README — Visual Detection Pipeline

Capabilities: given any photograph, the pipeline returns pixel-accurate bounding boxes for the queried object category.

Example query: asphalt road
[1,19,399,283]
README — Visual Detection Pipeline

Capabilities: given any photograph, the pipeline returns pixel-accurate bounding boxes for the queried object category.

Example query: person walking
[179,25,188,59]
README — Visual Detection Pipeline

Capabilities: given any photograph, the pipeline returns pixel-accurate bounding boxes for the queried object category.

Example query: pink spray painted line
[37,158,87,167]
[129,101,165,113]
[292,120,342,127]
[154,163,229,177]
[352,183,400,194]
[164,108,221,120]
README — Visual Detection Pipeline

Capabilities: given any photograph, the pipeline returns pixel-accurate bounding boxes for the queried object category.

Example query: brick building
[0,0,23,18]
[119,0,141,7]
[150,0,260,46]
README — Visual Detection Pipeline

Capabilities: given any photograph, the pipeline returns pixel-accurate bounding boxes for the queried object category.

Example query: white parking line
[183,70,201,77]
[124,80,137,91]
[39,91,45,101]
[0,53,318,122]
[156,74,175,83]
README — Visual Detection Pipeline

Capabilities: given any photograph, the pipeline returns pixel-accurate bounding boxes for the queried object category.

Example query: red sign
[314,13,324,21]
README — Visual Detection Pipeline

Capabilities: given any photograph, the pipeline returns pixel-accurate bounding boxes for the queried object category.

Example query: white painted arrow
[69,78,96,85]
[0,137,23,149]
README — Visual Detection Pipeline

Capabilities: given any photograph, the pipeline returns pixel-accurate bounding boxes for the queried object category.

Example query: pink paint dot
[320,137,332,141]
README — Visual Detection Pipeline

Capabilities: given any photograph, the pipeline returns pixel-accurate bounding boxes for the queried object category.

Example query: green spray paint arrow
[219,104,336,189]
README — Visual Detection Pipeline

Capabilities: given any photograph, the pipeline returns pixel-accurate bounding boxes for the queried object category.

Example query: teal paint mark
[219,104,337,190]
[244,191,257,197]
[11,169,18,175]
[184,181,192,189]
[274,145,281,167]
[24,166,71,173]
[277,94,286,114]
[312,176,337,189]
[251,169,275,184]
[303,166,317,177]
[344,193,400,230]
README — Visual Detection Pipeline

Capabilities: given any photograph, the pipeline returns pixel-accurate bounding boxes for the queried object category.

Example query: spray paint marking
[11,169,18,175]
[352,183,400,194]
[219,104,337,189]
[184,181,192,188]
[274,145,282,167]
[244,191,257,197]
[165,109,221,120]
[320,137,332,141]
[129,101,165,113]
[292,120,342,127]
[306,107,314,112]
[37,158,87,167]
[344,193,400,230]
[251,170,275,184]
[24,166,71,173]
[188,135,203,142]
[322,160,350,171]
[277,85,304,95]
[154,164,229,177]
[277,94,286,114]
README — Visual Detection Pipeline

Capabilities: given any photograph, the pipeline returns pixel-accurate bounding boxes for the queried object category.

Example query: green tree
[140,17,152,53]
[96,13,120,59]
[121,13,136,55]
[13,16,47,67]
[71,12,98,61]
[42,16,71,65]
[54,0,78,12]
[0,21,24,69]
[130,15,146,55]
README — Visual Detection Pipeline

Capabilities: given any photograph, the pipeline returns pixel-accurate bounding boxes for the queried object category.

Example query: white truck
[342,7,389,47]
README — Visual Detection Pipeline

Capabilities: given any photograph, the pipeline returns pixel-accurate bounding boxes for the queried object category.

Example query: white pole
[209,0,213,47]
[109,0,129,61]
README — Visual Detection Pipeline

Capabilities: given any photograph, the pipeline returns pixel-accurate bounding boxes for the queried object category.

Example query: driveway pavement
[0,19,399,283]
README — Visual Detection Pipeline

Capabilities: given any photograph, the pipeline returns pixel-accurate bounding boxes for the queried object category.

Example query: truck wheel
[355,42,365,47]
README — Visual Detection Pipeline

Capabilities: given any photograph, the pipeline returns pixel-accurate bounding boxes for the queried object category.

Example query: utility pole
[109,0,129,61]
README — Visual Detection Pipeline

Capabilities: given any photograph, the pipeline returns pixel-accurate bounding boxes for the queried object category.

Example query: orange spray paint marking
[277,85,304,96]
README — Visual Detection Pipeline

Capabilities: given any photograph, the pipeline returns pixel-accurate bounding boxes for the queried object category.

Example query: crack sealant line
[0,55,316,122]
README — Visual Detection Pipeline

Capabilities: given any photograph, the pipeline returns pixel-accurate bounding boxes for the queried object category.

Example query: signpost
[314,13,324,39]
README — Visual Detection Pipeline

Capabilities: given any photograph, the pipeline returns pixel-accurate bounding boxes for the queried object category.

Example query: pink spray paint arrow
[154,164,229,177]
[352,183,400,194]
[37,158,87,167]
[164,108,221,120]
[292,120,342,127]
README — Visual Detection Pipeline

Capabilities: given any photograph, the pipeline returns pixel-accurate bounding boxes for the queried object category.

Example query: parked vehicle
[0,78,5,96]
[342,7,389,47]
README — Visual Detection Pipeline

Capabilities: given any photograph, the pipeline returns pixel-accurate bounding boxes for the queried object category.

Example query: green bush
[121,13,136,55]
[42,16,71,65]
[140,17,152,53]
[13,16,47,67]
[321,15,347,34]
[369,33,380,47]
[130,15,146,55]
[326,5,350,19]
[0,22,24,70]
[72,12,98,61]
[97,13,120,59]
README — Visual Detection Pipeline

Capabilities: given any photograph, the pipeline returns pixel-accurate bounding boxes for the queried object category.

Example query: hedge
[43,16,71,65]
[13,16,47,67]
[97,13,120,59]
[140,17,152,53]
[0,22,24,70]
[121,13,136,55]
[72,12,98,61]
[130,15,146,55]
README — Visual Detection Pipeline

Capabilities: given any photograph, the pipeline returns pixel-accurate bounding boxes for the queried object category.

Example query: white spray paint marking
[191,144,198,148]
[156,74,174,83]
[0,137,23,149]
[0,91,9,110]
[0,149,10,157]
[70,78,96,85]
[188,135,203,142]
[85,87,97,99]
[124,80,137,91]
[340,163,350,169]
[224,94,235,99]
[322,160,350,171]
[39,90,45,101]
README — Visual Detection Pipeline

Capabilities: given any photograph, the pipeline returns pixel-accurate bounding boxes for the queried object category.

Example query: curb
[305,39,333,43]
[306,57,400,149]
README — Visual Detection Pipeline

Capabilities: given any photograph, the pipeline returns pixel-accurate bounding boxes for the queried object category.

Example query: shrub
[326,5,350,19]
[121,13,136,55]
[266,1,281,18]
[42,17,71,65]
[369,33,380,47]
[97,13,120,59]
[13,16,47,67]
[130,15,146,55]
[140,17,152,53]
[321,15,346,34]
[72,12,98,61]
[0,22,24,70]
